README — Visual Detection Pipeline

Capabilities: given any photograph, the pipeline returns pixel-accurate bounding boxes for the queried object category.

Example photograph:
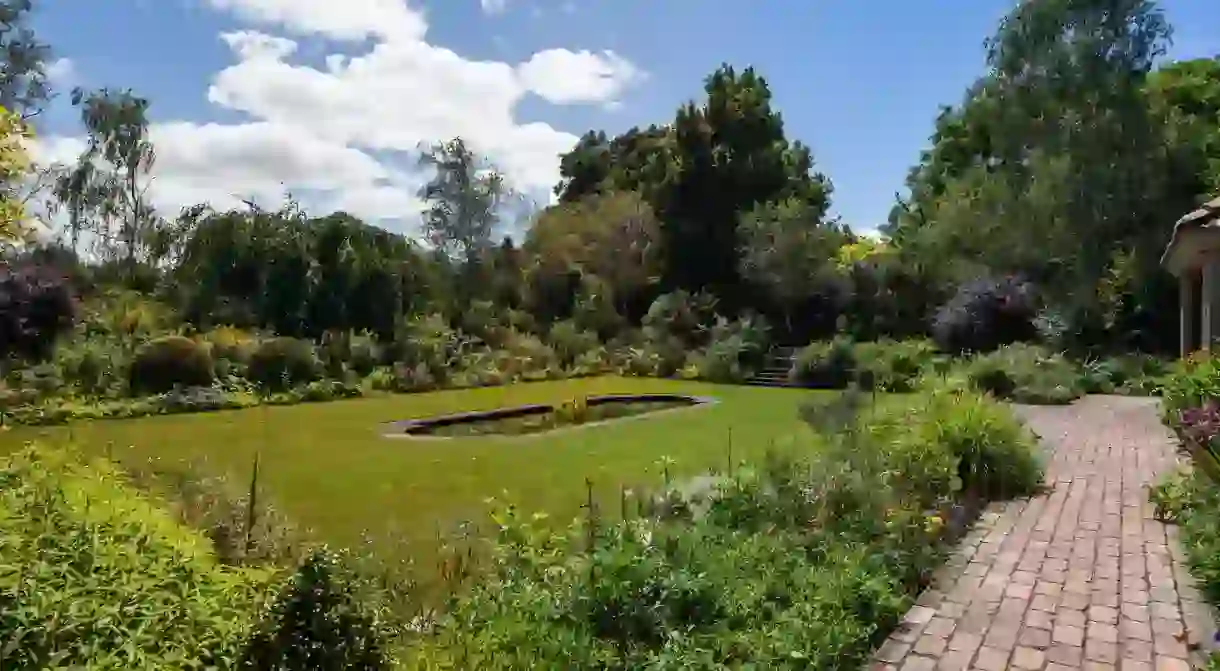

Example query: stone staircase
[745,345,800,387]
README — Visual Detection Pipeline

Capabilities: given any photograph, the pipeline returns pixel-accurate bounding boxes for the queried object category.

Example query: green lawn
[0,377,817,558]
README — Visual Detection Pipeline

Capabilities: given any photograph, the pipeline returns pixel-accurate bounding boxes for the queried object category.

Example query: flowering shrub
[932,275,1038,354]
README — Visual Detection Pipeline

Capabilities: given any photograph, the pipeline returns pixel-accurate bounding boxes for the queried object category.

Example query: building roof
[1161,196,1220,269]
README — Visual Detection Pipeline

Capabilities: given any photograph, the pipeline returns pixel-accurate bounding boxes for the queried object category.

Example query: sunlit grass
[1,377,819,558]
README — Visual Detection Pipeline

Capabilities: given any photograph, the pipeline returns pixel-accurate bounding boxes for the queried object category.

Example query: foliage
[1077,353,1169,396]
[0,444,274,669]
[241,548,406,671]
[0,1,52,118]
[886,0,1192,353]
[903,389,1044,500]
[737,198,844,338]
[1162,352,1220,419]
[127,456,305,568]
[1174,402,1220,485]
[0,259,76,362]
[689,314,772,383]
[790,337,856,388]
[417,137,512,263]
[1148,470,1220,614]
[964,343,1084,405]
[852,338,942,392]
[129,334,216,395]
[547,319,600,368]
[421,388,1041,669]
[0,105,31,244]
[932,276,1038,354]
[556,65,832,300]
[54,336,128,397]
[641,290,718,349]
[1150,468,1196,523]
[247,337,323,393]
[527,191,663,316]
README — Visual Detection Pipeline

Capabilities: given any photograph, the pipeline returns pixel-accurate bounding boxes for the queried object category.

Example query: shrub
[423,387,1042,670]
[319,330,381,379]
[688,315,773,383]
[642,290,718,348]
[56,337,128,397]
[852,338,940,392]
[1078,354,1169,397]
[387,313,464,378]
[198,325,258,365]
[790,337,856,388]
[910,390,1044,499]
[130,335,217,395]
[1161,352,1220,420]
[0,445,273,668]
[0,260,76,362]
[932,275,1038,354]
[547,319,599,367]
[965,343,1084,405]
[1149,470,1220,611]
[247,337,322,392]
[240,548,405,670]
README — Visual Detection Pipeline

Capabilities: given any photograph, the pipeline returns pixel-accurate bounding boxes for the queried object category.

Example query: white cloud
[480,0,508,16]
[42,0,645,234]
[517,49,643,104]
[45,58,76,87]
[204,0,427,42]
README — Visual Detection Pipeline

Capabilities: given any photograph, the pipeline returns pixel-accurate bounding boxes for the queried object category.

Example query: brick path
[871,396,1217,671]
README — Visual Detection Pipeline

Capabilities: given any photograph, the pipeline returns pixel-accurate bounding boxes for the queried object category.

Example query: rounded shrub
[247,337,322,392]
[790,337,856,388]
[932,275,1038,354]
[130,335,216,395]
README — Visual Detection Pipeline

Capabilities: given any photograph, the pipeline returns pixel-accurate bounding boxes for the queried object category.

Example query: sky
[29,0,1220,237]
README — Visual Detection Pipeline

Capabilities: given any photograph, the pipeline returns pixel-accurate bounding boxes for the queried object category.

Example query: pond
[390,394,712,438]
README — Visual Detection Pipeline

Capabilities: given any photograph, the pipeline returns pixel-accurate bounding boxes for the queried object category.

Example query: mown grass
[0,377,817,559]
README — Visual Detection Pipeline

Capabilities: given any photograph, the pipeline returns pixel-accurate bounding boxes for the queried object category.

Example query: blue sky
[31,0,1220,235]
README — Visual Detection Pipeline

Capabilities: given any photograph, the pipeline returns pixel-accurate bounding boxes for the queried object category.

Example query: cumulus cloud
[44,58,76,87]
[517,49,643,105]
[40,0,644,233]
[204,0,427,42]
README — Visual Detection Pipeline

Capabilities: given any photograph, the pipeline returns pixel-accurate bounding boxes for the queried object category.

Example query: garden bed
[386,393,715,438]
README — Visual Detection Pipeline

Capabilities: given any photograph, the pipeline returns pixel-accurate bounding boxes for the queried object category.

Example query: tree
[553,65,831,306]
[0,104,31,244]
[737,198,846,340]
[0,0,51,119]
[417,137,510,261]
[525,190,663,315]
[885,0,1189,351]
[73,87,157,279]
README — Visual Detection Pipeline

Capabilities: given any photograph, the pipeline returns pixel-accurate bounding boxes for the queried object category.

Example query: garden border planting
[381,393,718,439]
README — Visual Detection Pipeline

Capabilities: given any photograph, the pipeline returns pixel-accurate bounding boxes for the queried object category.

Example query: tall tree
[0,0,51,119]
[555,65,831,306]
[525,190,663,313]
[887,0,1183,340]
[73,87,156,278]
[737,198,846,339]
[417,137,510,261]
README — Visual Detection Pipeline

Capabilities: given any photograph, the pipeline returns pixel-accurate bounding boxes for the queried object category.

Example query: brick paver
[869,396,1217,671]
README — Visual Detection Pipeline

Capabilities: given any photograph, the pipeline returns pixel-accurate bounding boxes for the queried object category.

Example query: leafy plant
[129,334,217,395]
[248,337,323,393]
[932,275,1038,354]
[0,259,76,362]
[790,337,856,388]
[0,445,274,669]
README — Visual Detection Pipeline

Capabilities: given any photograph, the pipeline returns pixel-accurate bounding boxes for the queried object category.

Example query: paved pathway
[871,396,1217,671]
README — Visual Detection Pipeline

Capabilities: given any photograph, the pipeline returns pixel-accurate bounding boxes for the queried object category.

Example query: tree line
[2,0,1219,356]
